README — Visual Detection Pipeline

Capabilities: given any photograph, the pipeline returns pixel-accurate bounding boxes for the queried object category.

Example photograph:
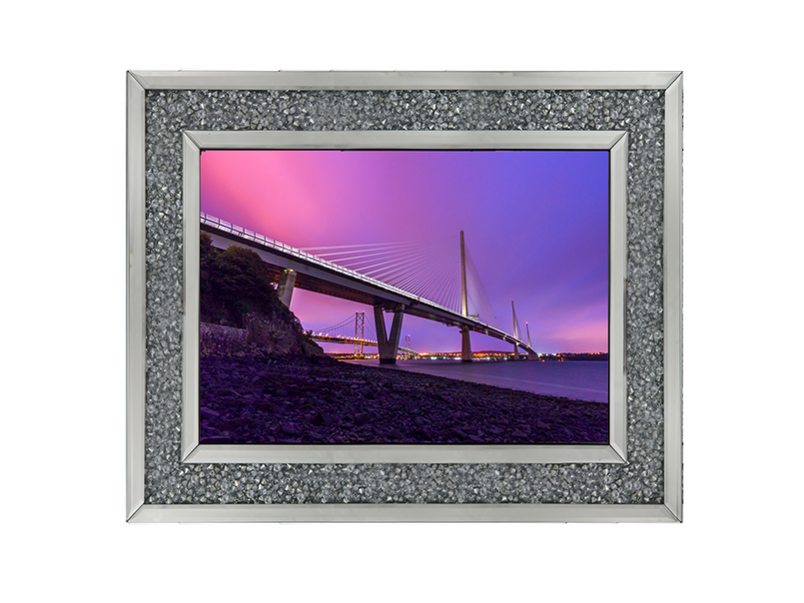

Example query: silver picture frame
[127,71,682,522]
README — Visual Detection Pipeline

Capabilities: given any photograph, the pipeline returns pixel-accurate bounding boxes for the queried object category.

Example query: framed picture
[127,71,682,522]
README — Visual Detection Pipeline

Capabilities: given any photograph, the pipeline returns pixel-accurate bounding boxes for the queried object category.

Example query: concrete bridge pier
[277,269,296,307]
[461,326,472,362]
[374,304,404,365]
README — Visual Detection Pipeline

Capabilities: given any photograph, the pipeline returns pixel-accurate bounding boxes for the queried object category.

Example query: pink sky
[200,150,609,354]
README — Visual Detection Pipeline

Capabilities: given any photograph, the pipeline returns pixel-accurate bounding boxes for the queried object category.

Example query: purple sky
[200,150,609,354]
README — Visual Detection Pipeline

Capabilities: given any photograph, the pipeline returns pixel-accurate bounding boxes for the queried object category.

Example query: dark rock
[387,428,404,440]
[354,412,371,426]
[410,428,432,441]
[311,411,339,426]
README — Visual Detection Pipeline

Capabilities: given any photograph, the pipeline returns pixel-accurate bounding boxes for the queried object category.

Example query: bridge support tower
[510,301,519,360]
[277,269,296,307]
[526,321,538,360]
[374,304,404,365]
[354,312,365,357]
[460,230,472,362]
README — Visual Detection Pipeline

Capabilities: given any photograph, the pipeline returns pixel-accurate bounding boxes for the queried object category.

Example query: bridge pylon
[354,312,365,357]
[460,230,472,363]
[511,301,520,360]
[373,304,404,365]
[526,321,538,360]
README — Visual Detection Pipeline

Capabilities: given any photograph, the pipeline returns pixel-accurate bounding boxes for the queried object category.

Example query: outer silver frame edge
[129,503,679,523]
[130,70,679,91]
[127,71,683,523]
[663,74,683,522]
[181,130,627,466]
[126,73,146,520]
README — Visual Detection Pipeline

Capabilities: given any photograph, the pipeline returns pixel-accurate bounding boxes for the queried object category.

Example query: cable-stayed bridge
[201,212,537,364]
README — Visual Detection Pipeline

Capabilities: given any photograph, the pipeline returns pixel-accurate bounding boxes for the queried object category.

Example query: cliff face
[199,313,327,358]
[199,233,326,358]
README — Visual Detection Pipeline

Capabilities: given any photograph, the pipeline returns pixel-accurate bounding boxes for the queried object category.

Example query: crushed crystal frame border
[126,71,683,523]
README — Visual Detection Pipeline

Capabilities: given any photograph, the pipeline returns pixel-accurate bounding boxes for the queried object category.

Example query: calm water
[347,359,609,403]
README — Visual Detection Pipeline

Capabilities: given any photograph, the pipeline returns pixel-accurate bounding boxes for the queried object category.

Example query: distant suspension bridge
[308,312,418,358]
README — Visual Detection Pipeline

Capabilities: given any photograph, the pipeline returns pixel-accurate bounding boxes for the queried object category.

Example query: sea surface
[346,359,609,403]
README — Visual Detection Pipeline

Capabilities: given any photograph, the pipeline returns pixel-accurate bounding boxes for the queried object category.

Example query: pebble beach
[199,354,609,445]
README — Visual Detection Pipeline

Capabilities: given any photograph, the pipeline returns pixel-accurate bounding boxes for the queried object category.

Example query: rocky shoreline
[199,354,608,445]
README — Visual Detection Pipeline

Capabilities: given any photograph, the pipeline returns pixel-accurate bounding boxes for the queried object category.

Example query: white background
[2,1,801,600]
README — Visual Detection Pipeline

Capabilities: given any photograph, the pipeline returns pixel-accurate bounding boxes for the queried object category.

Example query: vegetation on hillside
[199,233,324,357]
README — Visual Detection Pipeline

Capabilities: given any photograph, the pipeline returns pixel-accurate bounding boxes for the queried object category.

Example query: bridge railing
[201,213,532,351]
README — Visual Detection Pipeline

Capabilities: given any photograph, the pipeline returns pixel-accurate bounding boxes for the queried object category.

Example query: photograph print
[197,149,610,445]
